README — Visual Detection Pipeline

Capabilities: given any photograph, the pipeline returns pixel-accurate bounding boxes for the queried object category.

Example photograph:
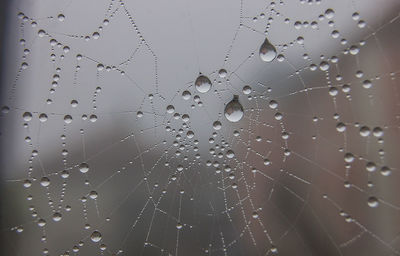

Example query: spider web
[1,0,400,255]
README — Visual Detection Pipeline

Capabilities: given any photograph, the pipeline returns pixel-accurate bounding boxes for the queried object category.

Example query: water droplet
[269,100,278,109]
[336,122,346,132]
[362,80,372,89]
[40,177,50,187]
[38,219,46,227]
[367,196,379,208]
[79,162,89,173]
[380,166,391,176]
[39,113,48,122]
[89,191,98,199]
[23,179,32,188]
[23,112,32,121]
[344,153,354,163]
[349,45,359,55]
[64,115,73,124]
[57,14,65,21]
[224,95,244,122]
[366,162,376,172]
[166,105,175,114]
[90,114,97,122]
[71,100,78,107]
[359,126,370,137]
[325,9,335,19]
[242,85,252,95]
[182,90,191,100]
[92,32,100,39]
[186,130,194,139]
[226,150,235,158]
[372,127,383,137]
[38,29,46,37]
[61,170,70,178]
[52,212,62,222]
[213,121,222,130]
[259,38,277,62]
[90,231,102,242]
[195,74,212,93]
[319,61,330,71]
[218,69,227,78]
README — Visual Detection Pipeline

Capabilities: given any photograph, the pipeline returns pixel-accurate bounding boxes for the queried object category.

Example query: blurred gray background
[1,0,400,255]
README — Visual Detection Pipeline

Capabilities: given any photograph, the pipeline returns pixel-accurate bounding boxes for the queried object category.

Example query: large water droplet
[195,74,212,93]
[224,95,244,122]
[259,38,277,62]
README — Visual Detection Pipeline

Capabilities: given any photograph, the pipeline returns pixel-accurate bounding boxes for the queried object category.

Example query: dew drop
[367,196,379,208]
[372,127,383,137]
[359,126,370,137]
[259,38,277,62]
[57,14,65,21]
[344,153,354,163]
[362,80,372,89]
[218,69,227,78]
[325,9,335,19]
[336,122,346,132]
[79,162,89,173]
[224,95,244,122]
[182,90,191,100]
[195,74,212,93]
[39,113,48,122]
[52,212,62,222]
[40,177,50,187]
[64,115,73,124]
[213,121,222,130]
[242,85,252,95]
[380,166,391,176]
[166,105,175,114]
[90,231,102,242]
[23,112,32,121]
[319,61,330,71]
[89,191,98,199]
[226,150,235,159]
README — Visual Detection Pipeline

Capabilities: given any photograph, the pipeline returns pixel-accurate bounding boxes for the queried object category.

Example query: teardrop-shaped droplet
[195,74,212,93]
[259,38,277,62]
[224,95,244,122]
